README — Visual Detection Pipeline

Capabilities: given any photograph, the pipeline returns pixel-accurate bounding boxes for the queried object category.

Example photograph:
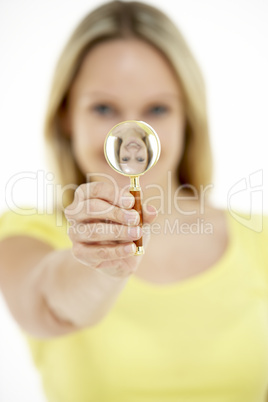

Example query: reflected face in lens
[118,129,148,174]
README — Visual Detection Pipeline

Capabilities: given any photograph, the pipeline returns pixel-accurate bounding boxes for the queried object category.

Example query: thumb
[142,204,158,225]
[141,204,158,251]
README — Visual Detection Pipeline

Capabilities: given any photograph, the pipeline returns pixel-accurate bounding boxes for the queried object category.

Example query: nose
[126,146,140,157]
[120,112,141,122]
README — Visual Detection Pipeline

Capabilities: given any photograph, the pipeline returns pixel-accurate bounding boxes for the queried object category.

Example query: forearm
[34,249,129,331]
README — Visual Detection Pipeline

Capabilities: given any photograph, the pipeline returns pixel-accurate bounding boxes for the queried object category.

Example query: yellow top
[1,209,268,402]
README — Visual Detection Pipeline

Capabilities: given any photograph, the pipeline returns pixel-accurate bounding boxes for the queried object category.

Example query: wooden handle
[129,190,143,249]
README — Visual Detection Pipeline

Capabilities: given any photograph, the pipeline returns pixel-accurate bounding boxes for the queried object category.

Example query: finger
[136,205,158,251]
[66,182,135,212]
[71,241,137,267]
[65,198,140,226]
[68,222,142,243]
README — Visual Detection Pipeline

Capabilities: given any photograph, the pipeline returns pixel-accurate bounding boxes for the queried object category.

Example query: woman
[0,1,268,401]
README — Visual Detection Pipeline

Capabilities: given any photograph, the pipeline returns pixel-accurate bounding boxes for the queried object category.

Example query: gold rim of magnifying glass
[104,120,161,178]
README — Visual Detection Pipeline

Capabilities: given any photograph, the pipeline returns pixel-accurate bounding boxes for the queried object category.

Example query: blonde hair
[44,0,212,207]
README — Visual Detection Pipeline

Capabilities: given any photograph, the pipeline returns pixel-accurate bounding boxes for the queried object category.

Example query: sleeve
[0,208,71,250]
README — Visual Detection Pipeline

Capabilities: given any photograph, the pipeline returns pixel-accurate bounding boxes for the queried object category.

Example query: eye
[148,105,169,116]
[92,104,114,116]
[121,157,130,162]
[136,157,145,162]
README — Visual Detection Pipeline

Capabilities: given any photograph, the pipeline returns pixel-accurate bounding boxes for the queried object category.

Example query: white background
[0,0,268,401]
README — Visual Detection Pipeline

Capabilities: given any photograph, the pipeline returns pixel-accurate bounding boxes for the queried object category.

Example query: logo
[227,170,263,232]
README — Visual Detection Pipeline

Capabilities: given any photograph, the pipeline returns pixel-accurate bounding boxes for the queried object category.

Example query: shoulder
[204,207,268,260]
[226,211,268,270]
[227,211,268,242]
[0,207,71,250]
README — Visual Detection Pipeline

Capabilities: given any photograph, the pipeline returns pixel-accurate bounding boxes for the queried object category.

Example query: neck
[141,171,212,225]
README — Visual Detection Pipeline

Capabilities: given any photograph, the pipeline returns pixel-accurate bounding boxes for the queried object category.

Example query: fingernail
[125,210,139,225]
[121,194,134,208]
[146,205,157,214]
[124,243,136,254]
[129,226,141,238]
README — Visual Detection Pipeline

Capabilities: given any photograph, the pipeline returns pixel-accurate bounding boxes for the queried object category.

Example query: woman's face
[67,38,185,188]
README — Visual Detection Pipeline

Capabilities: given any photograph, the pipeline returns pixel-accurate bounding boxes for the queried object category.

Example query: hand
[64,182,157,279]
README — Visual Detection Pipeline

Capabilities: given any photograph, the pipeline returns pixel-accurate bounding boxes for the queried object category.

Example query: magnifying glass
[104,120,161,255]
